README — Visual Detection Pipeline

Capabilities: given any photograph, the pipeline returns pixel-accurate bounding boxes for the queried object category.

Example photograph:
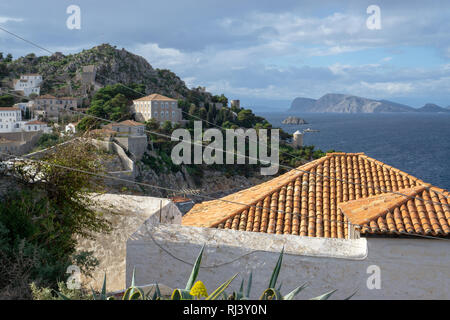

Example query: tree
[237,109,254,128]
[0,94,14,107]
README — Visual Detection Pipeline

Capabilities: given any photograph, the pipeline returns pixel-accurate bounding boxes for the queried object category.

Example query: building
[132,94,182,123]
[0,107,22,132]
[292,130,303,148]
[13,74,42,96]
[32,95,78,119]
[126,152,450,299]
[230,99,240,108]
[23,120,51,133]
[104,120,146,136]
[65,121,80,134]
[101,120,148,160]
[0,107,51,133]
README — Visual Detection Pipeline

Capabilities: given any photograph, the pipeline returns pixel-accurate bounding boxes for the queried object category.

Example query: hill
[0,43,213,105]
[417,103,450,113]
[289,93,415,113]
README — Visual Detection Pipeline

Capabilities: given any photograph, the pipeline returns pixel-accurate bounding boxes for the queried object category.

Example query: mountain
[417,103,450,113]
[0,43,213,103]
[288,93,416,113]
[289,97,316,112]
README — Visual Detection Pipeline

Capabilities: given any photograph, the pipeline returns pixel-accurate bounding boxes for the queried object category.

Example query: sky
[1,0,450,110]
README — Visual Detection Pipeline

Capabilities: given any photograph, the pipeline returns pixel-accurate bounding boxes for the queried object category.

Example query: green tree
[0,94,14,107]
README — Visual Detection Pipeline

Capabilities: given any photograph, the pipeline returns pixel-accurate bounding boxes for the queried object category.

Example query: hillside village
[0,45,449,301]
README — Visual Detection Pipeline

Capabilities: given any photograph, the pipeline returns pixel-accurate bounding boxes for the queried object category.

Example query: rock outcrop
[282,116,308,125]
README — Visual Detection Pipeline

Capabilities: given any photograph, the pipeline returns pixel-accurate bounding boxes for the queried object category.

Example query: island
[282,116,308,125]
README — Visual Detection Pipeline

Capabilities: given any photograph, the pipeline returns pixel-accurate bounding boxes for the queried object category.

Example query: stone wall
[126,220,450,299]
[114,136,148,161]
[75,193,182,292]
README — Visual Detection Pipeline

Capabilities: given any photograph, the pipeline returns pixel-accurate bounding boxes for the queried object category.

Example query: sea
[258,112,450,191]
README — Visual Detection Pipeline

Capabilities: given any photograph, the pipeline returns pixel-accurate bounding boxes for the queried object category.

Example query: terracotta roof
[134,94,177,102]
[0,107,20,111]
[35,94,56,99]
[113,120,145,127]
[25,120,47,125]
[182,153,450,239]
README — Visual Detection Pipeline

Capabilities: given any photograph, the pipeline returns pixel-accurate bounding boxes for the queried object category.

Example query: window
[160,111,164,117]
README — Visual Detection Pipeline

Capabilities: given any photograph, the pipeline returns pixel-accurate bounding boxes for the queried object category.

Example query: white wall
[127,220,450,299]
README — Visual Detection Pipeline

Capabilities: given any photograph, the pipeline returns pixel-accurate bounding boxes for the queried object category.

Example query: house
[126,152,450,299]
[132,94,182,123]
[32,95,78,119]
[0,107,51,133]
[13,74,42,96]
[0,107,22,132]
[23,120,51,133]
[104,120,145,137]
[65,121,80,134]
[100,120,148,160]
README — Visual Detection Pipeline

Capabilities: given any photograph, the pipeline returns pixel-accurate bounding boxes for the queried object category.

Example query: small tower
[292,130,303,148]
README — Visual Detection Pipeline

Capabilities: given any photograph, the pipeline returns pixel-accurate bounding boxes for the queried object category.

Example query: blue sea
[259,112,450,191]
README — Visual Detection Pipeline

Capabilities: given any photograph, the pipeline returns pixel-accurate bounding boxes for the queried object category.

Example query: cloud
[0,16,23,24]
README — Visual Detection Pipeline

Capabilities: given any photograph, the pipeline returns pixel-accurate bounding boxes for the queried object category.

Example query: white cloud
[0,16,23,24]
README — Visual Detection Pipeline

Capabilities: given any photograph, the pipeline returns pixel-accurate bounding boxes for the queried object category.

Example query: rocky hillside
[0,43,213,103]
[417,103,450,113]
[289,93,416,113]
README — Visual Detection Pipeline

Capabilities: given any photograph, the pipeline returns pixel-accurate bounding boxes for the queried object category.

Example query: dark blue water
[259,112,450,191]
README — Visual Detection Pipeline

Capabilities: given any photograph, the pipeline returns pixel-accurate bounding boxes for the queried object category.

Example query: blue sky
[1,0,449,110]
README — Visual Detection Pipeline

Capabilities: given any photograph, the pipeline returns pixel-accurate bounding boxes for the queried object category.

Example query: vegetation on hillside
[0,140,111,299]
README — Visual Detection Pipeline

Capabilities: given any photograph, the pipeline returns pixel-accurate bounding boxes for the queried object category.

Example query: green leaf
[185,244,205,291]
[246,272,252,298]
[268,247,284,289]
[310,289,337,300]
[171,289,193,300]
[239,278,244,295]
[283,283,308,300]
[259,288,282,300]
[206,273,238,300]
[53,290,71,300]
[344,290,358,300]
[100,273,107,300]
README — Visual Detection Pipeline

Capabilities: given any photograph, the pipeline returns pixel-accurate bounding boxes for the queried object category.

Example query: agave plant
[170,245,238,300]
[52,245,355,300]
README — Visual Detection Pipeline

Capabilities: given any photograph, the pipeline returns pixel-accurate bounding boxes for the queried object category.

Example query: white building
[132,94,182,123]
[13,74,42,97]
[0,107,22,132]
[0,107,50,133]
[65,121,79,134]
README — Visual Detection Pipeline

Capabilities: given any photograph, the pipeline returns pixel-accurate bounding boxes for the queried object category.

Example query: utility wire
[1,24,449,206]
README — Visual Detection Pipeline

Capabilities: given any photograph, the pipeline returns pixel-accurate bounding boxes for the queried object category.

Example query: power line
[3,88,450,211]
[2,150,449,241]
[1,24,449,206]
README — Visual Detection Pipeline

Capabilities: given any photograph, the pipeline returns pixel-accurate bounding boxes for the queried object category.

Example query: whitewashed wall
[127,221,450,299]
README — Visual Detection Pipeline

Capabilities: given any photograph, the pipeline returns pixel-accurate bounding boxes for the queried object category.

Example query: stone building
[132,94,182,123]
[32,94,78,119]
[103,120,148,160]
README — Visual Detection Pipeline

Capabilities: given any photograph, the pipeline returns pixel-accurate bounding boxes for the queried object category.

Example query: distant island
[288,93,450,113]
[282,116,308,125]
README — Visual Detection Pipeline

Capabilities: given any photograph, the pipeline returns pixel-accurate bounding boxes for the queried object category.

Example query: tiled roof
[35,94,56,99]
[134,94,177,102]
[113,120,144,127]
[182,153,450,239]
[0,107,20,111]
[25,120,47,125]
